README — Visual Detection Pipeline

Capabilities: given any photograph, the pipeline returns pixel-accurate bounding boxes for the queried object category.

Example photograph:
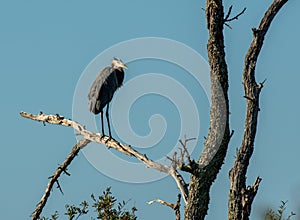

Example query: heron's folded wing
[88,67,118,113]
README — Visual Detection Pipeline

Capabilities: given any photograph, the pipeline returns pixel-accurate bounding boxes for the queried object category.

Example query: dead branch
[179,136,195,165]
[20,111,189,205]
[177,137,198,174]
[31,139,90,220]
[147,194,181,220]
[55,179,64,195]
[224,6,247,23]
[228,0,288,220]
[223,6,246,29]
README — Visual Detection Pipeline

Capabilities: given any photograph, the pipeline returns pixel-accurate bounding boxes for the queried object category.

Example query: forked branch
[178,137,198,174]
[241,177,262,217]
[224,6,247,23]
[224,6,247,29]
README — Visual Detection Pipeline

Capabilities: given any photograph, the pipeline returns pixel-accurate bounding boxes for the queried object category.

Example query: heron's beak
[121,64,128,69]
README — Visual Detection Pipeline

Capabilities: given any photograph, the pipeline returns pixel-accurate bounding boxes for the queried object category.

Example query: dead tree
[21,0,289,219]
[185,0,288,220]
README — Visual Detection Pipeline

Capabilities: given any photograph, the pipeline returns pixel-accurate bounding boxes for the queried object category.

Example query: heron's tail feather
[89,99,101,114]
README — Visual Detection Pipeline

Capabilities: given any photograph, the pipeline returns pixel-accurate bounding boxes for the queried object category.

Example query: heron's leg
[106,104,112,137]
[100,111,105,135]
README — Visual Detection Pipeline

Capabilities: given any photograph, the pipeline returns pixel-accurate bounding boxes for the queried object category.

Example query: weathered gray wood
[20,111,189,219]
[148,194,181,220]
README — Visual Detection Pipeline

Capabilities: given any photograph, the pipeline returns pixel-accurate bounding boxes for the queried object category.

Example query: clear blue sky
[1,1,300,219]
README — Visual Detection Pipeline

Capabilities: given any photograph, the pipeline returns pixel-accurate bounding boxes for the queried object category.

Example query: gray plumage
[88,66,123,114]
[88,58,128,137]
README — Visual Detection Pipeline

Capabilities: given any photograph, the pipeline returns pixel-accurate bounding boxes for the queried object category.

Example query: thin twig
[224,5,233,21]
[225,7,247,22]
[55,179,64,195]
[177,136,198,174]
[179,136,196,165]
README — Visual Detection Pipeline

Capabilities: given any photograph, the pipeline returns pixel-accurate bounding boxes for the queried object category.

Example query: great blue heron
[88,57,128,137]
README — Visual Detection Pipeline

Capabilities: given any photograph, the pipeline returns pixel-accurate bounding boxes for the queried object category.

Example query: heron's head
[111,57,128,71]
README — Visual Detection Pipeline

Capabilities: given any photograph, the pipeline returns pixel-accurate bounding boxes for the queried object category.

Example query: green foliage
[64,201,88,220]
[265,201,296,220]
[39,187,137,220]
[38,211,59,220]
[91,187,137,220]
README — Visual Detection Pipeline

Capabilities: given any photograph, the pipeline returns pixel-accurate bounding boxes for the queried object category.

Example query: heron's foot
[104,136,113,144]
[96,133,105,140]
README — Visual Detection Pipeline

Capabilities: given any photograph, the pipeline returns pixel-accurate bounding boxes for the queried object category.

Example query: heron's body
[88,66,124,114]
[88,58,127,137]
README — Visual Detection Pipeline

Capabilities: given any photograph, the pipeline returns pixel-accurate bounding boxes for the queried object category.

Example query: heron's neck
[113,66,122,71]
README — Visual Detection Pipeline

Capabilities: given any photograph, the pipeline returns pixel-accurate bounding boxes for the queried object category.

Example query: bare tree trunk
[184,0,231,219]
[228,1,288,220]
